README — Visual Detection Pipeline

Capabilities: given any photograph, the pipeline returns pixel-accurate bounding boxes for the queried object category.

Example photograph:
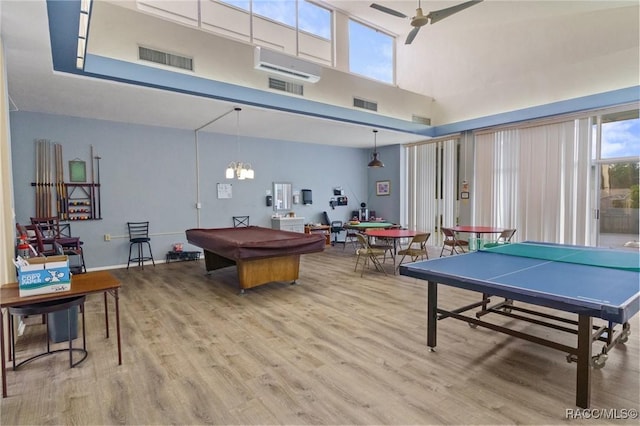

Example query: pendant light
[367,129,384,168]
[225,107,255,179]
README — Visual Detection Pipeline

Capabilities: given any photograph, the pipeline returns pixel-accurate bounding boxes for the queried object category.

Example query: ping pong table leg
[576,314,592,408]
[427,281,437,351]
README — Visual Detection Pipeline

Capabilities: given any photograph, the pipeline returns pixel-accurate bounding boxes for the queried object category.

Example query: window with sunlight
[348,19,393,84]
[252,0,296,26]
[298,1,331,40]
[219,0,250,10]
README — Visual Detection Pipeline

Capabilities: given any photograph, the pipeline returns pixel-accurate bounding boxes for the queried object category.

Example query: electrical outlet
[104,234,111,241]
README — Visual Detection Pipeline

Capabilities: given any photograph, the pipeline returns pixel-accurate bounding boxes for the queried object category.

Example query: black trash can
[47,306,78,343]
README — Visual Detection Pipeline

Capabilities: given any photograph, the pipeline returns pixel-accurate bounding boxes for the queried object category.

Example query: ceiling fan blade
[370,3,408,19]
[428,0,483,24]
[405,26,420,45]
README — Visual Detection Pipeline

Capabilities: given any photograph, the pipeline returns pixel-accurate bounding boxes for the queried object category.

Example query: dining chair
[440,227,469,257]
[369,236,394,262]
[18,223,53,255]
[354,233,388,277]
[233,216,250,227]
[29,217,85,270]
[497,229,516,242]
[343,228,360,251]
[396,233,431,271]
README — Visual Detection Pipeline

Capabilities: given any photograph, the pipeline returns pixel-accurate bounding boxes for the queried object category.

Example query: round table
[450,225,504,238]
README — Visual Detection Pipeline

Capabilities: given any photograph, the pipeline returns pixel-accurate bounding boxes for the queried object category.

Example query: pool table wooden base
[203,249,300,292]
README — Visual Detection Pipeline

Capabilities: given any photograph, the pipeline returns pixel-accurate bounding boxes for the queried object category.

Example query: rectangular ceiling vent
[412,114,432,125]
[254,47,321,83]
[269,78,304,96]
[139,46,193,71]
[353,97,378,112]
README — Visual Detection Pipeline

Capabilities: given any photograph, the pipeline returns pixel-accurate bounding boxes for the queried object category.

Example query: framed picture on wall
[69,159,87,182]
[376,180,390,196]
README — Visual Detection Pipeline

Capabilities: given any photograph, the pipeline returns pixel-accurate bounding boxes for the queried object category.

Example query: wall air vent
[412,114,431,125]
[269,78,304,96]
[139,46,193,71]
[353,97,378,112]
[254,47,321,83]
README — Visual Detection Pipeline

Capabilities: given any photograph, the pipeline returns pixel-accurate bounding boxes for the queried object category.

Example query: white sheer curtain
[405,138,458,246]
[474,118,592,245]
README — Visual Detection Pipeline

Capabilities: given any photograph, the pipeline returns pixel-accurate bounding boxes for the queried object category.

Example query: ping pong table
[399,242,639,409]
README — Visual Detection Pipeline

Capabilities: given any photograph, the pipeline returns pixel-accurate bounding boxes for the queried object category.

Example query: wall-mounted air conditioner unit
[254,47,321,83]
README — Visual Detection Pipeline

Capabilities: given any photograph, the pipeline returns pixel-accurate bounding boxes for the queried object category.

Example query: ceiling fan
[370,0,483,44]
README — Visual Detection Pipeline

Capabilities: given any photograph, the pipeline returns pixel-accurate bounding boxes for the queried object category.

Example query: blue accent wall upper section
[46,0,432,136]
[84,54,431,134]
[433,86,640,137]
[46,0,639,139]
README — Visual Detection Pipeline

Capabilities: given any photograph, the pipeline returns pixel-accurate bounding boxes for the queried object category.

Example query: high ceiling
[1,1,637,148]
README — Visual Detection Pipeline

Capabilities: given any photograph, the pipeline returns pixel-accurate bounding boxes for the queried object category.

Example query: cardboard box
[18,255,71,297]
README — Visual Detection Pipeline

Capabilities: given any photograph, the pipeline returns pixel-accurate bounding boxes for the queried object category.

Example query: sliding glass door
[595,109,640,250]
[470,104,638,248]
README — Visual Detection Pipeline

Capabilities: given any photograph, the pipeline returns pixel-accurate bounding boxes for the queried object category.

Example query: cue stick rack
[31,139,102,221]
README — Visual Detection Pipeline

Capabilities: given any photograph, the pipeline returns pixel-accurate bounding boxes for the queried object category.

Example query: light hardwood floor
[2,245,639,425]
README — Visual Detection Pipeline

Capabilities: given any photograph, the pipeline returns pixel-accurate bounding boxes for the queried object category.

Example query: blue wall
[10,111,392,269]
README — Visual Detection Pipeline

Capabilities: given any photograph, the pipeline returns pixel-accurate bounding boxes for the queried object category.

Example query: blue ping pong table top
[399,242,640,324]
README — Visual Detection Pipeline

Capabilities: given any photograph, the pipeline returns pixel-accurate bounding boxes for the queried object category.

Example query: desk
[451,225,503,239]
[399,242,639,409]
[1,270,122,398]
[186,226,325,292]
[343,222,395,230]
[305,224,330,245]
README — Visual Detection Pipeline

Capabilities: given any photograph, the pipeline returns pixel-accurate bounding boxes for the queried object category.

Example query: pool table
[185,226,326,292]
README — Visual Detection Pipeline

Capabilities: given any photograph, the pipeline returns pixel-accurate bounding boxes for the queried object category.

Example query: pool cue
[55,143,64,219]
[90,145,95,219]
[35,140,41,217]
[60,143,65,219]
[46,140,52,217]
[54,143,59,218]
[42,140,46,217]
[95,153,101,219]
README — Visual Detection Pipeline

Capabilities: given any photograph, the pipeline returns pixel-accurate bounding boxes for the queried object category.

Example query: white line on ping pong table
[485,243,595,281]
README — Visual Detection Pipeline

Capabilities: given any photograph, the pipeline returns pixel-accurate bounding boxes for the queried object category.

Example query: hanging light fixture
[225,107,255,180]
[367,129,384,168]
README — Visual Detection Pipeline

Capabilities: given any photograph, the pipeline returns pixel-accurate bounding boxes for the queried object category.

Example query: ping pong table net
[480,242,639,272]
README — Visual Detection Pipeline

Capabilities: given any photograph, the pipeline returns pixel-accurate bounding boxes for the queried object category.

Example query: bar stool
[127,221,155,269]
[8,295,87,370]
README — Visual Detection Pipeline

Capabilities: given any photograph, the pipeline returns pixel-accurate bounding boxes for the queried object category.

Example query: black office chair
[127,221,155,270]
[323,212,344,246]
[233,216,250,227]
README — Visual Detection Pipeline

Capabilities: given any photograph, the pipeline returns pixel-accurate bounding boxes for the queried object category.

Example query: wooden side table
[305,225,330,245]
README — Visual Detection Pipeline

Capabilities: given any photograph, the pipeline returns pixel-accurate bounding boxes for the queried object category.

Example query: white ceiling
[1,0,635,148]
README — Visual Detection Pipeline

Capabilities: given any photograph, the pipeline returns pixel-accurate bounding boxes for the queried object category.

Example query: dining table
[365,228,425,257]
[450,225,504,239]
